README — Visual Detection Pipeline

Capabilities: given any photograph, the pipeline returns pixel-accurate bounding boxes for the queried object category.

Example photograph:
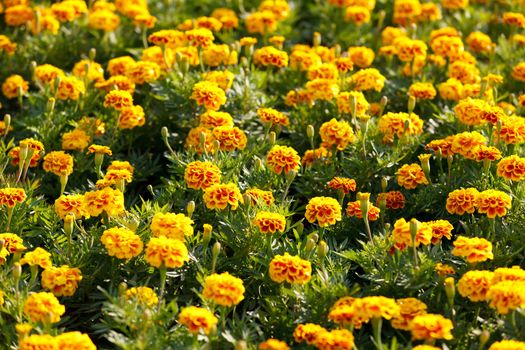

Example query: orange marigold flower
[190,81,226,111]
[451,131,487,159]
[453,98,489,126]
[145,236,189,269]
[185,126,216,154]
[254,211,286,234]
[213,126,247,151]
[103,90,133,110]
[472,145,501,162]
[334,57,354,73]
[458,270,494,302]
[178,306,218,335]
[20,248,52,269]
[0,187,26,208]
[452,235,493,263]
[2,74,29,99]
[315,329,354,350]
[0,35,17,55]
[124,286,158,308]
[396,163,428,190]
[378,112,424,143]
[427,219,453,244]
[258,108,289,126]
[101,227,143,259]
[269,253,312,284]
[503,12,525,29]
[244,188,275,206]
[411,314,453,340]
[391,298,427,331]
[118,105,146,129]
[486,281,525,314]
[319,118,355,151]
[199,111,233,128]
[391,218,432,250]
[494,116,525,145]
[125,61,160,84]
[5,4,34,26]
[0,233,26,253]
[511,62,525,82]
[328,177,356,194]
[497,155,525,182]
[72,59,104,82]
[202,272,245,306]
[150,212,194,240]
[55,76,85,101]
[408,82,436,100]
[245,11,278,35]
[203,183,243,210]
[23,292,65,324]
[492,266,525,284]
[55,331,96,350]
[107,56,136,76]
[305,79,340,101]
[84,187,125,217]
[466,31,494,53]
[184,161,221,190]
[62,128,91,151]
[41,265,82,297]
[148,29,185,48]
[253,46,289,68]
[446,188,479,215]
[393,0,422,26]
[336,91,369,117]
[185,28,214,48]
[346,201,380,221]
[202,70,235,89]
[305,196,342,227]
[344,5,370,25]
[435,263,456,277]
[348,46,375,68]
[476,189,511,219]
[54,194,88,219]
[266,145,301,175]
[488,340,525,350]
[302,147,331,167]
[43,151,74,176]
[293,323,327,345]
[376,191,405,209]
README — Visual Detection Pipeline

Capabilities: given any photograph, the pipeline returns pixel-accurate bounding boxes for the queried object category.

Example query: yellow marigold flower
[20,248,52,269]
[512,62,525,82]
[72,59,104,83]
[178,306,218,335]
[458,270,494,302]
[107,56,136,76]
[202,272,245,307]
[472,145,502,162]
[258,108,289,126]
[118,105,146,129]
[431,35,463,59]
[396,163,428,190]
[488,340,525,350]
[23,292,65,323]
[319,118,355,151]
[5,4,34,26]
[124,286,158,308]
[441,0,468,9]
[349,68,386,92]
[84,187,125,217]
[409,82,436,100]
[101,227,143,259]
[378,112,423,143]
[451,131,487,159]
[0,233,26,253]
[55,194,88,219]
[376,191,406,209]
[108,160,134,174]
[51,0,87,22]
[290,50,322,71]
[492,266,525,284]
[31,11,60,35]
[210,8,238,30]
[202,70,235,90]
[513,34,525,46]
[503,12,525,29]
[334,57,354,74]
[244,188,275,206]
[43,151,74,176]
[185,126,216,154]
[476,189,511,219]
[391,298,427,330]
[393,0,422,26]
[305,79,340,101]
[336,91,369,117]
[254,46,289,68]
[486,281,525,314]
[254,211,286,234]
[391,218,432,250]
[348,46,375,68]
[494,116,525,145]
[0,35,17,55]
[55,331,96,350]
[411,314,453,340]
[212,126,247,151]
[103,169,133,185]
[125,61,160,84]
[481,106,505,125]
[202,45,238,67]
[427,219,453,244]
[417,2,441,21]
[78,116,106,136]
[393,37,427,62]
[55,76,85,101]
[268,254,312,283]
[435,263,456,277]
[19,334,58,350]
[448,61,480,85]
[239,37,258,46]
[0,187,26,208]
[88,9,120,31]
[199,111,234,128]
[452,235,493,263]
[382,26,407,45]
[269,35,285,48]
[148,29,185,48]
[315,329,354,350]
[103,90,133,110]
[184,161,221,190]
[246,10,277,35]
[150,212,193,240]
[62,128,91,151]
[266,145,301,175]
[351,296,401,322]
[344,5,370,25]
[438,78,464,101]
[185,27,215,46]
[307,63,339,81]
[446,188,479,215]
[466,31,494,53]
[203,183,243,210]
[190,81,226,111]
[305,196,342,227]
[145,236,189,268]
[34,64,64,86]
[258,0,289,19]
[15,323,33,337]
[346,201,380,221]
[41,265,82,297]
[87,144,112,156]
[293,323,327,345]
[328,177,356,194]
[2,74,28,99]
[133,13,157,28]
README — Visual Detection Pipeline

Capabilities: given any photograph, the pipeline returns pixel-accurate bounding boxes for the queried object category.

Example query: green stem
[158,265,167,312]
[371,318,384,350]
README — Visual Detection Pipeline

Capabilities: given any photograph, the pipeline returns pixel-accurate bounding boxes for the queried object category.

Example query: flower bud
[306,124,315,140]
[295,222,304,236]
[408,95,416,114]
[161,126,169,140]
[89,48,97,61]
[203,224,213,245]
[381,177,388,192]
[313,32,322,47]
[126,216,140,232]
[235,340,248,350]
[64,212,75,237]
[212,241,221,258]
[268,131,276,145]
[357,192,371,219]
[46,98,56,114]
[186,201,195,218]
[254,157,264,172]
[444,276,455,308]
[409,218,419,243]
[333,44,341,58]
[309,232,319,243]
[318,240,329,260]
[118,282,128,296]
[479,330,490,349]
[418,153,431,182]
[12,262,22,282]
[3,114,11,135]
[305,238,316,255]
[240,56,249,68]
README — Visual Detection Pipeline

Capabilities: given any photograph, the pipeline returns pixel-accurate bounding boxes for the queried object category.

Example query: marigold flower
[211,8,238,29]
[376,191,405,209]
[124,286,158,308]
[148,29,185,48]
[56,76,85,101]
[203,70,235,91]
[446,188,479,215]
[259,339,289,350]
[451,131,487,159]
[488,340,525,350]
[54,194,88,219]
[253,46,289,68]
[315,329,354,350]
[258,108,289,126]
[346,201,380,221]
[266,145,301,175]
[5,4,34,26]
[202,272,245,307]
[145,236,189,269]
[107,56,136,76]
[290,50,322,71]
[305,79,340,101]
[391,298,427,330]
[319,119,355,151]
[302,147,331,167]
[472,145,501,162]
[150,212,193,240]
[396,163,428,190]
[486,281,525,314]
[199,111,233,128]
[190,81,227,111]
[254,211,286,234]
[203,183,243,210]
[0,233,26,253]
[458,270,494,302]
[475,189,511,219]
[411,314,453,340]
[184,161,221,190]
[178,306,218,335]
[378,112,424,143]
[439,78,464,101]
[244,188,275,206]
[43,151,74,176]
[452,235,493,263]
[20,248,53,269]
[466,31,494,53]
[2,74,29,99]
[336,91,369,117]
[308,63,339,81]
[269,253,311,285]
[408,82,436,100]
[72,59,104,82]
[185,28,214,48]
[41,265,82,297]
[328,177,356,194]
[512,62,525,82]
[103,90,133,110]
[391,218,432,250]
[62,128,91,151]
[245,11,278,35]
[51,0,87,22]
[23,292,65,323]
[435,263,456,277]
[492,266,525,284]
[494,116,525,145]
[84,187,125,217]
[503,12,525,29]
[213,126,247,151]
[0,35,17,55]
[185,126,216,154]
[55,331,96,350]
[0,187,26,208]
[497,155,525,182]
[87,145,112,156]
[344,5,370,25]
[101,227,143,259]
[19,335,58,350]
[202,45,238,67]
[305,196,342,227]
[125,61,160,84]
[116,105,145,129]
